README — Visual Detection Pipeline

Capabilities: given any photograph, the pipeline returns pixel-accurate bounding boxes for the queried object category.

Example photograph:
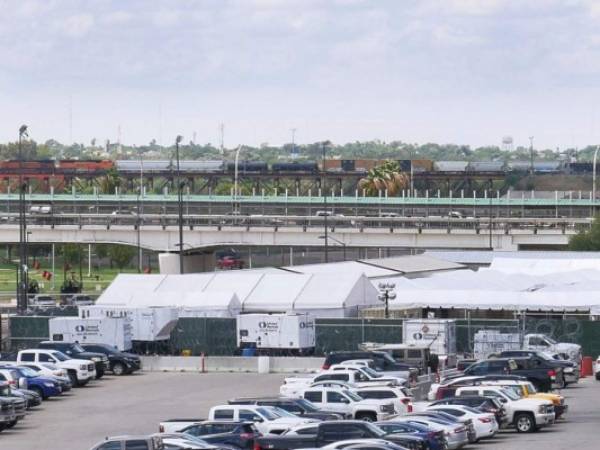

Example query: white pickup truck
[299,386,396,421]
[161,404,316,435]
[280,367,404,397]
[522,334,581,362]
[455,385,555,433]
[14,349,95,387]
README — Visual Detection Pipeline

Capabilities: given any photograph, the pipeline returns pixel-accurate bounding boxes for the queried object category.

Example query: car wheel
[515,413,535,433]
[7,420,17,428]
[112,362,126,376]
[557,377,566,389]
[30,386,45,400]
[356,412,376,422]
[68,371,79,387]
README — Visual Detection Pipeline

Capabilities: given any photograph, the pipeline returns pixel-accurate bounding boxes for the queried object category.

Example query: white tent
[178,292,242,318]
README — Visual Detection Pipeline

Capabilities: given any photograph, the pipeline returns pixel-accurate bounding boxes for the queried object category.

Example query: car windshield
[296,398,319,412]
[501,388,520,401]
[272,407,298,418]
[343,390,363,402]
[362,423,387,437]
[525,382,538,394]
[51,351,69,361]
[72,344,86,353]
[17,367,39,378]
[461,406,484,414]
[256,407,280,420]
[381,353,396,365]
[539,352,555,361]
[504,386,524,397]
[544,336,557,345]
[361,367,382,378]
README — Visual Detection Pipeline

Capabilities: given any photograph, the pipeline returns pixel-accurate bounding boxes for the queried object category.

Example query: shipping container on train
[115,159,224,172]
[434,161,469,172]
[226,160,269,173]
[271,161,319,172]
[57,160,114,172]
[533,161,563,173]
[467,161,506,172]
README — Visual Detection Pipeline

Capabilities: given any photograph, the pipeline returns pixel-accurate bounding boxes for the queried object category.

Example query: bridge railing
[3,212,591,233]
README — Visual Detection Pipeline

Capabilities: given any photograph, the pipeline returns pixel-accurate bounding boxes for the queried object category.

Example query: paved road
[0,372,597,450]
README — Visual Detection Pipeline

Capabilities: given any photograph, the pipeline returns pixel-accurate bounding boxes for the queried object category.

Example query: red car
[217,256,244,270]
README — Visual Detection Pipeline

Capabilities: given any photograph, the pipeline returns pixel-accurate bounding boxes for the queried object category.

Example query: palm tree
[358,160,409,196]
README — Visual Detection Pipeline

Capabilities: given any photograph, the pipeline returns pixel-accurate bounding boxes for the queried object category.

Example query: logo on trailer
[413,332,423,340]
[75,325,85,332]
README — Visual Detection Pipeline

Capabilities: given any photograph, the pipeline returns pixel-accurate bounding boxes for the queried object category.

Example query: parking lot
[1,372,598,450]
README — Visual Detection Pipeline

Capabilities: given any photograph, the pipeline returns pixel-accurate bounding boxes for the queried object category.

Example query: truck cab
[522,334,581,362]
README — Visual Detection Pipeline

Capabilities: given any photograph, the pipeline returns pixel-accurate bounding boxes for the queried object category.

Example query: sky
[2,0,600,150]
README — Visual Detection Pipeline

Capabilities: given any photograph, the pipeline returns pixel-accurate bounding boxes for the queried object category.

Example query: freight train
[0,158,589,176]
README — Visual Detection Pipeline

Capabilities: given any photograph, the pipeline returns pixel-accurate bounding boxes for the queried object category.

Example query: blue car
[0,366,61,400]
[377,421,447,450]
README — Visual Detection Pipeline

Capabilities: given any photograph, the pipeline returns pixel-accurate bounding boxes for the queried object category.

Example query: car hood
[513,398,552,408]
[28,375,56,384]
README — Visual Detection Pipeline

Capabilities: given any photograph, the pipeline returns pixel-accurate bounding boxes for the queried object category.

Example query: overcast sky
[1,0,600,150]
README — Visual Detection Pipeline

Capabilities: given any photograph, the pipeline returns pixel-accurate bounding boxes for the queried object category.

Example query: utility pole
[18,125,29,314]
[322,141,329,263]
[219,123,225,155]
[175,135,184,274]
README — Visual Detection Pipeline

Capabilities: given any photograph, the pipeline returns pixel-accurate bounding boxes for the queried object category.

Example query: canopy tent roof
[383,267,600,312]
[360,254,465,274]
[97,271,379,317]
[283,261,400,278]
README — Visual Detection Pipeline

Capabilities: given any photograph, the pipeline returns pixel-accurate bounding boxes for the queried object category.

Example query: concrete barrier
[139,355,323,373]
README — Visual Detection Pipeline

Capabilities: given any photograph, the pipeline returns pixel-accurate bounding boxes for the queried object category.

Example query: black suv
[37,342,109,379]
[80,343,141,376]
[228,396,343,420]
[179,421,260,449]
[463,357,564,391]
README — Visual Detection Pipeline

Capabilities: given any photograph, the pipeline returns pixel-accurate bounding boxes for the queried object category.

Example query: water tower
[501,136,514,152]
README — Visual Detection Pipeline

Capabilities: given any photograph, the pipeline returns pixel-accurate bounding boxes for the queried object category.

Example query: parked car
[16,362,72,391]
[429,395,506,426]
[454,385,555,432]
[313,439,409,450]
[81,343,141,375]
[67,294,95,306]
[38,341,109,378]
[462,357,564,391]
[322,351,416,381]
[0,382,26,426]
[256,421,428,450]
[299,387,395,422]
[207,404,318,435]
[407,411,477,444]
[375,420,446,450]
[0,395,16,433]
[494,350,579,385]
[29,294,56,308]
[596,356,600,380]
[425,405,498,441]
[13,349,95,387]
[228,397,344,420]
[353,386,413,415]
[90,435,165,450]
[389,416,468,450]
[0,366,61,399]
[174,420,261,449]
[11,387,42,409]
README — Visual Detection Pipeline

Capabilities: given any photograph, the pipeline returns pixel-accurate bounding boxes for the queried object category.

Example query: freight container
[411,159,434,172]
[433,161,469,172]
[80,305,178,342]
[48,316,132,351]
[467,161,506,172]
[402,319,456,356]
[236,313,315,351]
[323,159,343,172]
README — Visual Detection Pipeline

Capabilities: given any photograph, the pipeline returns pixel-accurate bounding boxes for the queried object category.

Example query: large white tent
[97,271,380,317]
[383,265,600,313]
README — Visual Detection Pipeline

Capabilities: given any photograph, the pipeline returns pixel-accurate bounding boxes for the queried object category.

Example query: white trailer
[48,317,133,351]
[80,305,178,341]
[236,313,315,351]
[402,319,457,356]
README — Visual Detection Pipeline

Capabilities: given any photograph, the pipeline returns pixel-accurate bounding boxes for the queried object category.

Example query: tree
[107,245,135,270]
[568,216,600,250]
[358,161,410,196]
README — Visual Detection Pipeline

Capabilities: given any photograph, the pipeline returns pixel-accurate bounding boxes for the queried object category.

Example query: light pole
[529,136,534,174]
[377,282,396,319]
[488,188,493,250]
[18,125,28,314]
[321,141,329,263]
[233,145,242,213]
[593,145,599,217]
[175,135,184,274]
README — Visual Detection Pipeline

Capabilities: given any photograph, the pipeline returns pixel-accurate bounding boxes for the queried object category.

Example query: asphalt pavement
[0,371,597,450]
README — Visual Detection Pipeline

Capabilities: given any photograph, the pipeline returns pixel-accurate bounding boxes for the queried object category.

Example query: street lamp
[593,145,599,217]
[319,234,346,261]
[18,125,28,314]
[175,135,184,274]
[377,282,396,319]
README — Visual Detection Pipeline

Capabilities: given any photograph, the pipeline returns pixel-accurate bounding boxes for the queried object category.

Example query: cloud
[56,13,95,38]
